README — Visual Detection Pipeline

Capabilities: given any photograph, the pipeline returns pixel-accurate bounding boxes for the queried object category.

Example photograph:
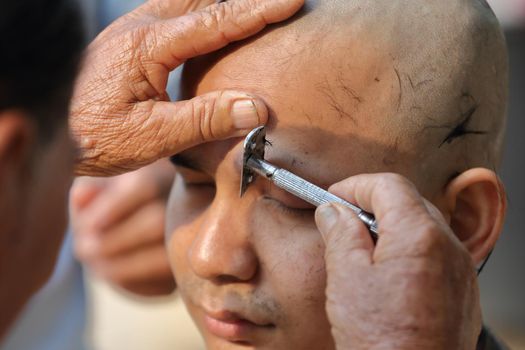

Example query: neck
[0,215,33,341]
[0,248,33,341]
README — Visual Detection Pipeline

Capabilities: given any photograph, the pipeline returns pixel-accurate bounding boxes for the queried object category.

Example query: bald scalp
[301,0,508,169]
[183,0,508,189]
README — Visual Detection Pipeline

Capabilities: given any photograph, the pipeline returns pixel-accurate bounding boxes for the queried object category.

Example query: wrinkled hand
[315,174,481,350]
[71,161,176,296]
[71,0,304,176]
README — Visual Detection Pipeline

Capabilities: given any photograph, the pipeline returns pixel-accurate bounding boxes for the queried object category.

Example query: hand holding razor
[240,126,379,240]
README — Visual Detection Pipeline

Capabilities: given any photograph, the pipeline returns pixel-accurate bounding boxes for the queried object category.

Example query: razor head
[240,126,266,197]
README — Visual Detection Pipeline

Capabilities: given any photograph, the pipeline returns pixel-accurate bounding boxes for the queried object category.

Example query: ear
[0,111,35,181]
[443,168,506,265]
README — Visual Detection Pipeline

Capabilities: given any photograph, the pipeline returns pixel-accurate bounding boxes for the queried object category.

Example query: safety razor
[240,126,379,240]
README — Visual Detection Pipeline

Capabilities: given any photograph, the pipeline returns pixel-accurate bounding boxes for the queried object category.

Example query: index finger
[148,0,305,69]
[138,0,216,19]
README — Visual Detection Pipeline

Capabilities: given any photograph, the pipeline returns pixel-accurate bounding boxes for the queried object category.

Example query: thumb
[315,203,374,266]
[135,90,268,158]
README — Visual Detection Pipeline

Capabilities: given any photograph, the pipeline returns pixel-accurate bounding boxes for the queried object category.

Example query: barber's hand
[315,174,481,350]
[71,161,176,296]
[71,0,304,176]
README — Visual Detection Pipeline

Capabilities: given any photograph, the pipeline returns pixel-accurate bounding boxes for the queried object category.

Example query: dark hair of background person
[0,0,85,143]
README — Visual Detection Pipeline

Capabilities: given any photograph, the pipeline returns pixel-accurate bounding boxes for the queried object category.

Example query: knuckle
[200,1,249,40]
[411,222,448,256]
[378,173,412,190]
[191,94,218,141]
[201,4,234,42]
[337,213,362,236]
[202,3,227,30]
[325,215,366,254]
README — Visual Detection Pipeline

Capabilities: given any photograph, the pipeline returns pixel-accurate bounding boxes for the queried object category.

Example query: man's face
[166,27,443,350]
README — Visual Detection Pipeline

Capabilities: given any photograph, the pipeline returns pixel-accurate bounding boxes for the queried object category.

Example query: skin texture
[71,161,176,296]
[165,0,507,349]
[70,0,305,176]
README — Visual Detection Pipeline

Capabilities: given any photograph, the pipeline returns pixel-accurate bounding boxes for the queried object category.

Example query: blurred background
[479,0,525,348]
[1,1,524,349]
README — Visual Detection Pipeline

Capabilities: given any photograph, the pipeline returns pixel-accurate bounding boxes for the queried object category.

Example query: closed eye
[263,196,315,219]
[173,165,215,192]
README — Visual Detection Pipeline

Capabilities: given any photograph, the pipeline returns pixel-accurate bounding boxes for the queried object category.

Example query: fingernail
[232,99,261,129]
[315,204,339,240]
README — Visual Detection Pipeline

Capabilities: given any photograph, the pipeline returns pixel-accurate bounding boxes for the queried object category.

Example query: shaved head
[183,0,508,195]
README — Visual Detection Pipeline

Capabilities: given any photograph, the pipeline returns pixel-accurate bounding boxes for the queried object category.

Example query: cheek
[254,212,333,347]
[270,242,327,313]
[273,250,327,324]
[253,209,327,315]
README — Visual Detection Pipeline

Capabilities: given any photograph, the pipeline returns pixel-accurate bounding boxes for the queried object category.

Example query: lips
[203,309,274,342]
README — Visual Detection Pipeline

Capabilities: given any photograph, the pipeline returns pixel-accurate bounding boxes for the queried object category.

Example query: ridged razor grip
[272,168,379,239]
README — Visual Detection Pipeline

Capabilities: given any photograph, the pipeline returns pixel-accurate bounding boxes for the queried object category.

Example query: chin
[197,320,332,350]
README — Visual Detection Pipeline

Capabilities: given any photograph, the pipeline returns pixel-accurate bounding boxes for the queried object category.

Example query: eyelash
[263,196,315,219]
[180,179,314,219]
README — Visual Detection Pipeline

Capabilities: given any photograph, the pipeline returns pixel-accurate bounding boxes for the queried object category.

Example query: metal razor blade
[240,126,379,240]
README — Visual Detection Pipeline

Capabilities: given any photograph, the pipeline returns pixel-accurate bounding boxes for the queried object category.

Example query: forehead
[183,26,399,130]
[180,27,423,186]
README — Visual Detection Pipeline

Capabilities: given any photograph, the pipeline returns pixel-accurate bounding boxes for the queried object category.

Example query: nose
[188,196,258,283]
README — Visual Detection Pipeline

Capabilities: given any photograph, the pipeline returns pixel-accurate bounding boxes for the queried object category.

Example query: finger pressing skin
[147,0,305,69]
[127,91,268,164]
[315,203,374,267]
[71,0,304,177]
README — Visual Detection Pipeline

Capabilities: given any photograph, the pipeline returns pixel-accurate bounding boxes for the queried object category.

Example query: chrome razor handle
[247,157,379,240]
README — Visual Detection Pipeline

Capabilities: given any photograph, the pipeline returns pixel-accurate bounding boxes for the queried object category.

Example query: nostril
[215,274,247,285]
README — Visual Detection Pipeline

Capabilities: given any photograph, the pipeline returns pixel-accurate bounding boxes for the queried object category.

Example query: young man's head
[0,0,84,334]
[166,0,508,348]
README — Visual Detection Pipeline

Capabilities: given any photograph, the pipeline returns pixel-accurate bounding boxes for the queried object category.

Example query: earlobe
[0,111,35,178]
[443,168,506,265]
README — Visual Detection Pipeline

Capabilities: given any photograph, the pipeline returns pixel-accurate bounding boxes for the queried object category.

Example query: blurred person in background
[0,0,85,341]
[3,2,175,348]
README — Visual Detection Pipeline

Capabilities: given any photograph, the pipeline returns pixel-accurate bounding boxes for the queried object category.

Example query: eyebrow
[169,154,203,171]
